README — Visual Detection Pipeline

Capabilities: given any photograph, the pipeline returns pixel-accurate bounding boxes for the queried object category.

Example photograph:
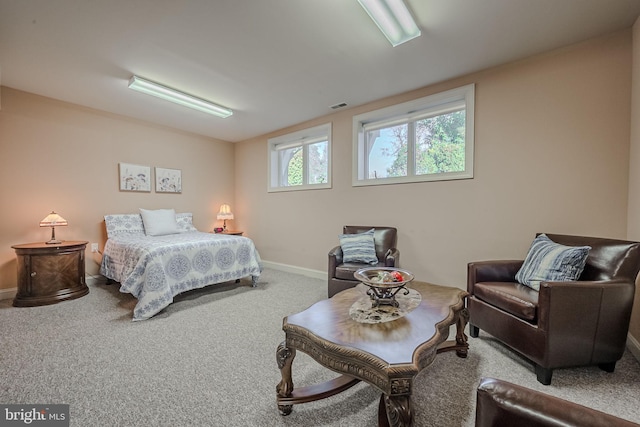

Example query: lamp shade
[39,211,68,244]
[216,204,234,220]
[39,211,68,227]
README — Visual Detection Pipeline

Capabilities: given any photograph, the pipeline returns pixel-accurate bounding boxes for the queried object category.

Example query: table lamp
[216,204,234,231]
[40,211,68,244]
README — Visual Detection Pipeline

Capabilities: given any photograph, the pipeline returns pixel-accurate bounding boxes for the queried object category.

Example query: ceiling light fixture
[128,75,233,118]
[357,0,421,47]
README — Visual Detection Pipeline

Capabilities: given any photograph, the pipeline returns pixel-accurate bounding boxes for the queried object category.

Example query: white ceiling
[1,0,640,142]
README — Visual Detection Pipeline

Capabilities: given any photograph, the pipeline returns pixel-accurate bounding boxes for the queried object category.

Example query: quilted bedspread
[100,231,262,320]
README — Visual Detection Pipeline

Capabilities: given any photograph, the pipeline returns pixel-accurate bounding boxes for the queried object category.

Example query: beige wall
[628,17,640,342]
[0,88,235,289]
[2,29,637,346]
[236,30,632,292]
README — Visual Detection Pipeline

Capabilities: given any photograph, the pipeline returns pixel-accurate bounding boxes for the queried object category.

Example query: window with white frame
[353,84,474,186]
[268,123,331,192]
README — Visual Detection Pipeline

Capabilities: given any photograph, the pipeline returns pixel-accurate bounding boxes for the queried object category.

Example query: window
[353,84,474,186]
[268,123,331,192]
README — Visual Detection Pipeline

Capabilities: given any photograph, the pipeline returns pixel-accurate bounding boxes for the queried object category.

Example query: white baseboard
[0,287,17,301]
[628,333,640,362]
[261,260,327,281]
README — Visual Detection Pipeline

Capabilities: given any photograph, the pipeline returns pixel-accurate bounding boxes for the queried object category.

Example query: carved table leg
[378,394,413,427]
[276,341,296,415]
[455,307,469,358]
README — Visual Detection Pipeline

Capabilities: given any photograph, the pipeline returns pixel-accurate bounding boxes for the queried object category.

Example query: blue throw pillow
[515,234,591,291]
[339,229,378,265]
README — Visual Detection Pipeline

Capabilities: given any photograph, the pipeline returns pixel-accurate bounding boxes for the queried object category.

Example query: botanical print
[119,163,151,192]
[155,167,182,193]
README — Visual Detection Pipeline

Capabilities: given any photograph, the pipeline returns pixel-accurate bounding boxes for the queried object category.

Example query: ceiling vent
[330,102,348,110]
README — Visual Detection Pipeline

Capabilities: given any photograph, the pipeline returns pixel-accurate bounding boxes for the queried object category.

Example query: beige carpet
[0,267,639,426]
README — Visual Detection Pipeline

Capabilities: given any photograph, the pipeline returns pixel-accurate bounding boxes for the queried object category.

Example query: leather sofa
[328,225,399,298]
[476,377,639,426]
[468,233,640,384]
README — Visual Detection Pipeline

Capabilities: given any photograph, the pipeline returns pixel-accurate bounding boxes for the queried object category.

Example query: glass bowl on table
[354,267,415,308]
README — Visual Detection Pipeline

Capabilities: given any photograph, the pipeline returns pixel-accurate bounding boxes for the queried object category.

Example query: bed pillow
[515,234,591,291]
[104,214,146,239]
[176,213,198,233]
[339,228,378,265]
[139,208,180,236]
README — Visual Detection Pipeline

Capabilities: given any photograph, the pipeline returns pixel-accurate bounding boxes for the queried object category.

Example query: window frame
[352,84,475,186]
[268,123,332,193]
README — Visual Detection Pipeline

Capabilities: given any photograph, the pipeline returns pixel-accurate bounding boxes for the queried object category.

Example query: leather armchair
[468,233,640,385]
[328,226,399,298]
[476,377,639,426]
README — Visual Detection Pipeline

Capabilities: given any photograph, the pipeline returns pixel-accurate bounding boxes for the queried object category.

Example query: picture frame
[155,167,182,193]
[119,163,151,192]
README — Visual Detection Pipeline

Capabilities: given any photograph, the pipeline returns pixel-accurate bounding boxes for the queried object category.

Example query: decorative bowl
[354,267,415,288]
[354,267,415,308]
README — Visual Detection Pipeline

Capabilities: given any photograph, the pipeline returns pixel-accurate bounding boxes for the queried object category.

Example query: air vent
[330,102,348,110]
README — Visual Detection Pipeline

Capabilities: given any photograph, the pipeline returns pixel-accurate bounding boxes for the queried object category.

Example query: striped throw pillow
[339,229,378,265]
[515,234,591,291]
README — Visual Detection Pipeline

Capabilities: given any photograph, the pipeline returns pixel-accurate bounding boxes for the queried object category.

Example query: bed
[99,211,262,321]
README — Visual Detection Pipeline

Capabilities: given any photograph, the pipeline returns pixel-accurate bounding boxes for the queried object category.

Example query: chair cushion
[515,234,591,291]
[474,282,539,322]
[339,228,378,264]
[336,261,384,281]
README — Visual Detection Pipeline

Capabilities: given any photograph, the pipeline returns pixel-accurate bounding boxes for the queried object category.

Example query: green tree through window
[353,84,474,186]
[386,110,465,177]
[287,147,303,185]
[285,142,327,186]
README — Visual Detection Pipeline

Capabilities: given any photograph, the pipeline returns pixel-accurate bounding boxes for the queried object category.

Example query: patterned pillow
[104,214,145,239]
[176,213,198,233]
[339,228,378,265]
[105,212,197,239]
[515,234,591,291]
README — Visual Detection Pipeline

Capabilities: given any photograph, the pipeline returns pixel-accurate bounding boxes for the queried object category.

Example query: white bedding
[100,229,262,321]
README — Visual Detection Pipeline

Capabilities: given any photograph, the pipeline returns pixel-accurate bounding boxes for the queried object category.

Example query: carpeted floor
[1,267,639,426]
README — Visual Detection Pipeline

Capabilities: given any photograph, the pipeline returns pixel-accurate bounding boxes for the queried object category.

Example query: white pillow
[139,208,180,236]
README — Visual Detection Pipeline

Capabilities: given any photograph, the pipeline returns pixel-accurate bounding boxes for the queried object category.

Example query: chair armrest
[467,260,523,293]
[328,245,343,277]
[384,248,399,267]
[537,279,635,335]
[476,377,638,427]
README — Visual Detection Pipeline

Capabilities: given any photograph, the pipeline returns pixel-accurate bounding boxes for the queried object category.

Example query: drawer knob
[31,271,37,277]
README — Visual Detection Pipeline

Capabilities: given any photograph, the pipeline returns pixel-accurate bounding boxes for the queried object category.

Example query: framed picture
[155,167,182,193]
[119,163,151,192]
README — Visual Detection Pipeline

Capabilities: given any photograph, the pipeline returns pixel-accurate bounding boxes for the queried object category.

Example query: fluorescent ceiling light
[128,75,233,118]
[358,0,421,47]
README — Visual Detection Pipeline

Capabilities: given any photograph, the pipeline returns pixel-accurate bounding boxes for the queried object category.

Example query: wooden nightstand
[11,241,89,307]
[217,230,243,236]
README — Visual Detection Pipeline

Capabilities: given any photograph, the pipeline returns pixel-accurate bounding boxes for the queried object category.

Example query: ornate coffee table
[276,281,469,427]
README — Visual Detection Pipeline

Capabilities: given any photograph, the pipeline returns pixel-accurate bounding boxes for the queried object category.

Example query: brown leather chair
[476,377,639,426]
[328,226,399,298]
[468,233,640,385]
